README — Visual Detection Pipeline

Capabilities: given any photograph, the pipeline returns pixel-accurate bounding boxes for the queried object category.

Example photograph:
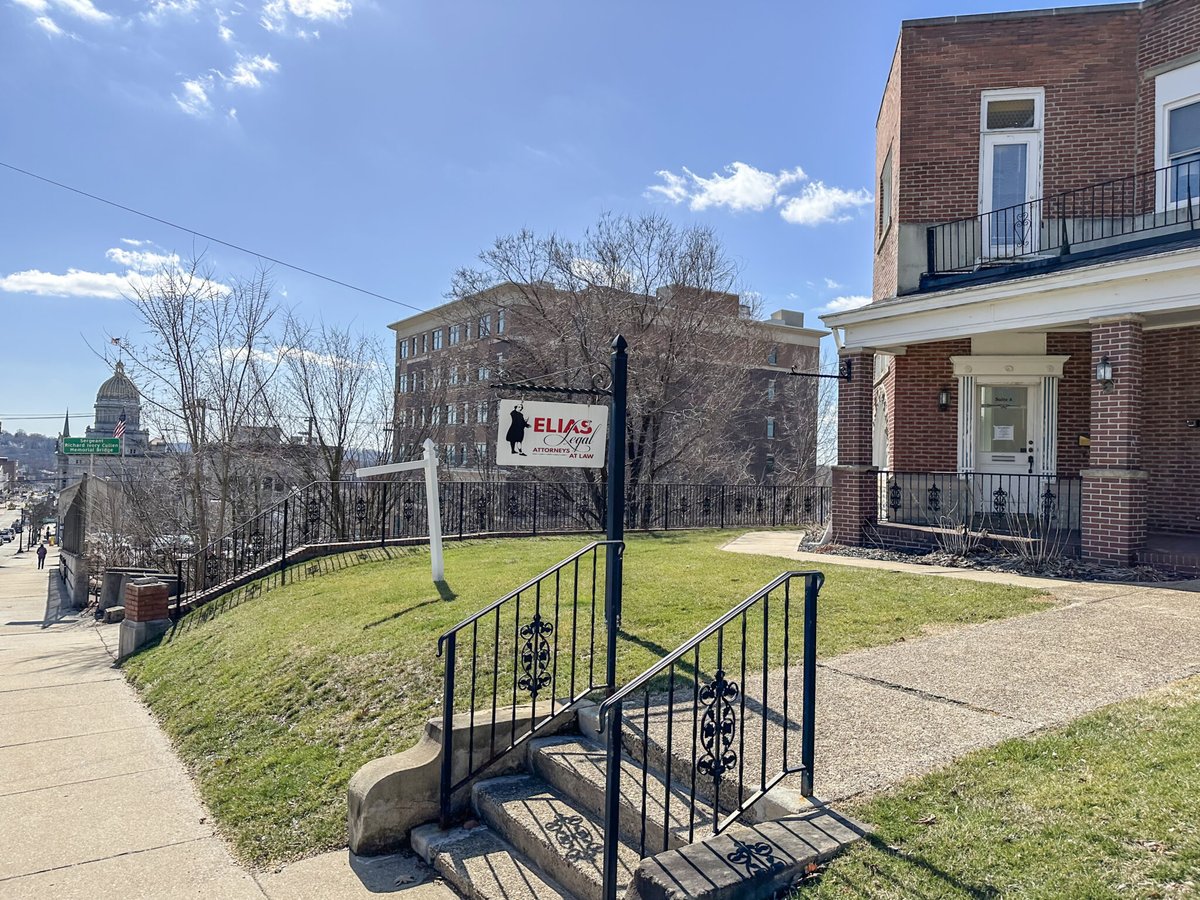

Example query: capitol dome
[96,361,140,403]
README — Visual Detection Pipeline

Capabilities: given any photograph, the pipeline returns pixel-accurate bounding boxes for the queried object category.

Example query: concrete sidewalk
[0,543,451,900]
[718,530,1200,804]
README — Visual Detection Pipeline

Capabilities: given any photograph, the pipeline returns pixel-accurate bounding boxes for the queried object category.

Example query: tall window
[449,365,459,385]
[447,404,457,425]
[421,333,428,354]
[766,417,776,439]
[475,441,488,462]
[477,400,488,423]
[432,406,441,426]
[478,363,490,381]
[1168,99,1200,203]
[410,337,417,357]
[399,340,409,359]
[432,329,443,350]
[878,148,893,238]
[767,347,778,366]
[398,372,408,393]
[767,379,776,401]
[478,314,492,337]
[449,324,461,345]
[497,309,506,333]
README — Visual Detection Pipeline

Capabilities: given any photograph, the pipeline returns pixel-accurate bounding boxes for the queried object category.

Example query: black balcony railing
[926,159,1200,277]
[876,470,1082,550]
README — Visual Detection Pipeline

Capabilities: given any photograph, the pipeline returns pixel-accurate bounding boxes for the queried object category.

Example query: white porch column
[956,375,976,472]
[1039,376,1059,475]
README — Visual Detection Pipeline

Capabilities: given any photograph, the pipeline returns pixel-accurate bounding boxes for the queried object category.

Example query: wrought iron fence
[436,541,622,826]
[596,571,820,898]
[876,470,1082,544]
[926,159,1200,276]
[173,478,829,606]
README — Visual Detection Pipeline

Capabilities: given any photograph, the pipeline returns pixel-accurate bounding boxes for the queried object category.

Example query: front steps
[412,726,862,900]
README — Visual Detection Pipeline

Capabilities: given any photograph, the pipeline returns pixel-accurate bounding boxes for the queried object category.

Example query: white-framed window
[765,454,775,475]
[449,365,459,385]
[410,337,417,357]
[878,148,893,238]
[767,347,778,366]
[432,329,443,350]
[447,404,457,425]
[497,309,506,333]
[449,324,461,345]
[458,443,468,466]
[1156,60,1200,207]
[767,379,776,401]
[979,88,1044,252]
[475,441,488,462]
[766,417,776,439]
[478,314,492,337]
[398,372,408,393]
[478,363,490,381]
[477,400,488,423]
[419,407,427,427]
[432,405,441,426]
[399,339,409,359]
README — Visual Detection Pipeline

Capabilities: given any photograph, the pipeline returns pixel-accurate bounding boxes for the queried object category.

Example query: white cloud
[819,295,872,314]
[174,76,213,117]
[53,0,111,23]
[0,268,127,299]
[260,0,351,32]
[13,0,50,12]
[218,23,234,41]
[105,246,181,272]
[647,162,806,213]
[32,14,64,34]
[778,182,873,226]
[226,53,279,89]
[143,0,197,20]
[119,238,146,247]
[648,161,871,226]
[823,277,844,290]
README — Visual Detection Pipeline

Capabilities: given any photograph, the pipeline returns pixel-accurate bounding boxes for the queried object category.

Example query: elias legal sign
[496,399,608,468]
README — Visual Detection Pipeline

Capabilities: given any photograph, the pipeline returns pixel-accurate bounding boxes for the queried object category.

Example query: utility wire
[0,160,425,314]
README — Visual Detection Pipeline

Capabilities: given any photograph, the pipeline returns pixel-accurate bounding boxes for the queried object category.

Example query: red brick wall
[873,46,902,301]
[891,340,969,471]
[1135,0,1200,174]
[896,9,1140,225]
[1047,332,1091,476]
[1143,325,1200,535]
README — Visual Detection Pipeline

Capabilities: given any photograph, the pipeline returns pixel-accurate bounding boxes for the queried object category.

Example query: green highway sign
[63,437,121,456]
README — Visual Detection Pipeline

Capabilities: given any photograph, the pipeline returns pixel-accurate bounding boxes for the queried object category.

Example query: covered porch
[824,242,1200,571]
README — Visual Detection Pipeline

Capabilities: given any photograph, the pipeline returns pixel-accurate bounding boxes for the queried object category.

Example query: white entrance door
[975,382,1043,518]
[981,133,1040,257]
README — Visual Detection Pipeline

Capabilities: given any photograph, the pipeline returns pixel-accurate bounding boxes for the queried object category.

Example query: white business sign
[496,399,608,468]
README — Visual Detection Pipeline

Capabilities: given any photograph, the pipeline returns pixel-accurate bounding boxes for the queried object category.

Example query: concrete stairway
[413,730,697,900]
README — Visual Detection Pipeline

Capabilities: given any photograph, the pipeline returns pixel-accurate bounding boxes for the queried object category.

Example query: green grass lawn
[800,677,1200,899]
[122,530,1047,868]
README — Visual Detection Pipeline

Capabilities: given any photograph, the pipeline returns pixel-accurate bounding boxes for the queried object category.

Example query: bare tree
[122,256,282,552]
[449,213,767,514]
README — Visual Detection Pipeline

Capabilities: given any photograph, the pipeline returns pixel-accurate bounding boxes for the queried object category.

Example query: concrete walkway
[0,543,451,900]
[720,531,1200,803]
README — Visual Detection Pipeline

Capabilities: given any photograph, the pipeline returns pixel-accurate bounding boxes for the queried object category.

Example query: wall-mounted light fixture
[1095,355,1114,393]
[937,387,952,412]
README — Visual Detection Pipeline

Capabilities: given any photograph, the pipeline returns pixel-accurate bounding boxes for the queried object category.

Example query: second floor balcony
[922,159,1200,292]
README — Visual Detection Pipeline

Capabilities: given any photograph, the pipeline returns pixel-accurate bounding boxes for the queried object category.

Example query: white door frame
[973,377,1041,475]
[979,88,1044,256]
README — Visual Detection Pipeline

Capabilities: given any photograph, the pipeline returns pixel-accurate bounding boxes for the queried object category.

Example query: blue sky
[0,0,1118,436]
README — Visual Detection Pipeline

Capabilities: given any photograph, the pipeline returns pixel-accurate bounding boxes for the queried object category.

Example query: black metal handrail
[437,540,624,827]
[597,570,821,898]
[927,158,1200,276]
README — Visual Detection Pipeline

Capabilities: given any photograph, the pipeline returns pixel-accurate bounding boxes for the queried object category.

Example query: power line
[0,160,425,314]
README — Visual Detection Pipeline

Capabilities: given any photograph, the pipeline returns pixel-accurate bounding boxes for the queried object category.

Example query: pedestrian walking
[36,543,47,570]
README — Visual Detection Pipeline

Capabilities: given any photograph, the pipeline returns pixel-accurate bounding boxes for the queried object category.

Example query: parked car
[0,529,13,543]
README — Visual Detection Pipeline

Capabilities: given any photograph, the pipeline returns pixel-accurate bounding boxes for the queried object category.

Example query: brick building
[389,284,825,482]
[824,0,1200,570]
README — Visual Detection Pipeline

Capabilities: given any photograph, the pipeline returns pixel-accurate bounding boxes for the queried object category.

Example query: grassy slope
[801,677,1200,899]
[123,531,1046,868]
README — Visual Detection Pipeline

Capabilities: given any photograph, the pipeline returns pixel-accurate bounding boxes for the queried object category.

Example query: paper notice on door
[993,425,1014,441]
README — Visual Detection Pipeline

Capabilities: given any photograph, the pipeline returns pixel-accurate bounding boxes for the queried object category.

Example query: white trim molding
[950,355,1069,378]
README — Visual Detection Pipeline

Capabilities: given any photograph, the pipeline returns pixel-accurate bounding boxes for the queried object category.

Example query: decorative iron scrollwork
[204,555,220,583]
[354,496,368,524]
[926,483,942,513]
[1011,209,1032,247]
[702,495,713,519]
[506,493,520,518]
[306,563,320,576]
[992,487,1009,515]
[544,812,596,863]
[517,613,554,698]
[697,669,739,780]
[888,479,902,513]
[1040,484,1058,523]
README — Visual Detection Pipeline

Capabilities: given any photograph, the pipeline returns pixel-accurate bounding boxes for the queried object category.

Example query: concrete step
[530,734,717,855]
[472,774,641,900]
[411,821,572,900]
